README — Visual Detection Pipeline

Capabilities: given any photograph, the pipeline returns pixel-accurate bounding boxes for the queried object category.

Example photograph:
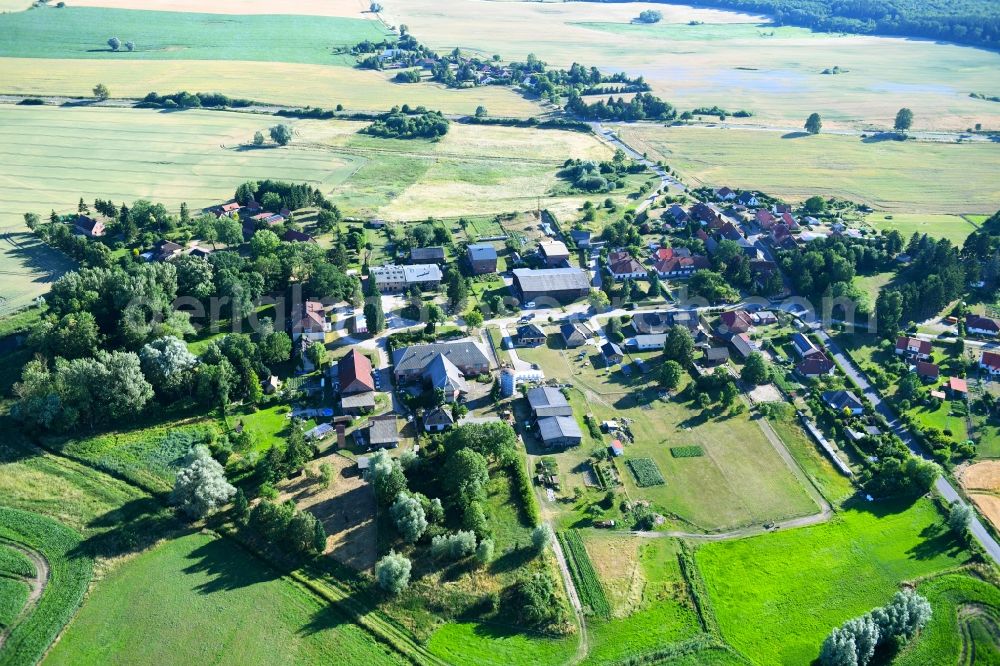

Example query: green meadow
[0,7,388,64]
[45,532,408,666]
[697,497,970,665]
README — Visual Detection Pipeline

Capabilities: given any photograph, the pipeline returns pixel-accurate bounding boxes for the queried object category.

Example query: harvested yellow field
[0,0,30,11]
[960,460,1000,492]
[385,0,1000,131]
[970,495,1000,534]
[0,57,543,117]
[583,533,645,617]
[64,0,370,16]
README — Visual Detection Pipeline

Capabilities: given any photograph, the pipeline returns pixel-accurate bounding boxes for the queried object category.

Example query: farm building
[537,415,583,449]
[341,392,376,415]
[73,214,106,237]
[410,246,446,264]
[560,322,591,348]
[393,340,491,383]
[513,268,590,304]
[527,386,573,418]
[366,415,399,449]
[627,334,667,351]
[538,240,570,267]
[632,310,699,335]
[338,349,375,395]
[466,243,498,275]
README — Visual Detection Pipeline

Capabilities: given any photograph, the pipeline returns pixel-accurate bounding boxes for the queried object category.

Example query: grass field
[0,57,542,116]
[517,343,818,531]
[763,403,855,505]
[45,532,408,666]
[0,506,93,666]
[894,572,1000,665]
[426,622,578,666]
[866,213,981,243]
[581,536,703,665]
[619,125,1000,216]
[697,497,970,665]
[0,7,388,64]
[387,0,1000,132]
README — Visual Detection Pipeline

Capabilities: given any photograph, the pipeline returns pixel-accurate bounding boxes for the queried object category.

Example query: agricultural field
[580,535,705,665]
[619,125,1000,216]
[45,532,408,666]
[387,0,1000,131]
[517,341,819,532]
[0,7,389,64]
[0,506,93,666]
[865,213,981,244]
[697,497,971,665]
[62,0,371,16]
[958,460,1000,533]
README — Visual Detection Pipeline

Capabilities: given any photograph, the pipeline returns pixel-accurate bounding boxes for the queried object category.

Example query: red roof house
[338,349,375,395]
[895,336,932,360]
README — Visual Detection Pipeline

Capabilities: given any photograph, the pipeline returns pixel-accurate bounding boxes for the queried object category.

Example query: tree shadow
[781,131,810,139]
[71,497,180,561]
[234,144,280,152]
[182,536,283,594]
[1,231,74,283]
[488,546,534,574]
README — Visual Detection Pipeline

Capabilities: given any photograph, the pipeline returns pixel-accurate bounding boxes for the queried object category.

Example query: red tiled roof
[916,361,939,378]
[654,255,710,274]
[720,310,753,333]
[948,377,968,393]
[896,336,932,355]
[982,351,1000,370]
[338,349,375,393]
[294,301,327,334]
[967,314,1000,332]
[797,353,834,376]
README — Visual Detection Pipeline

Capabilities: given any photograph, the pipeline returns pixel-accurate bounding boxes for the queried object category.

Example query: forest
[587,0,1000,49]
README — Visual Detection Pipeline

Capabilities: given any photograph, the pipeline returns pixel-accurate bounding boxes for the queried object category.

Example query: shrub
[430,530,477,561]
[375,551,411,594]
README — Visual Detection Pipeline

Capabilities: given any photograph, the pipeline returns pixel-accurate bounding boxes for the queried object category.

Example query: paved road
[818,329,1000,564]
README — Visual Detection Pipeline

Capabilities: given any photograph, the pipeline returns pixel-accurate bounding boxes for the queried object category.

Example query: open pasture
[0,7,388,64]
[697,497,971,665]
[865,212,980,244]
[387,0,1000,131]
[618,125,1000,216]
[45,532,408,666]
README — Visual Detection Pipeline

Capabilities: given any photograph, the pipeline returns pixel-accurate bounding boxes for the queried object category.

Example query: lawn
[0,7,388,64]
[45,532,408,666]
[426,622,577,666]
[619,125,1000,216]
[580,535,704,665]
[763,403,856,505]
[389,0,1000,132]
[0,507,93,666]
[697,497,971,665]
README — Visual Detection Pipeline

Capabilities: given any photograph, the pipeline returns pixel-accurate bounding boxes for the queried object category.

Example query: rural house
[560,322,591,348]
[632,310,698,335]
[730,333,758,359]
[796,352,834,378]
[514,323,546,347]
[466,243,498,275]
[338,350,375,395]
[719,310,754,335]
[607,251,646,280]
[822,390,864,415]
[73,214,106,237]
[601,341,624,364]
[980,350,1000,376]
[393,341,491,384]
[423,405,455,432]
[967,314,1000,336]
[538,240,570,267]
[626,334,667,351]
[895,336,932,360]
[281,229,316,243]
[291,300,330,342]
[916,361,940,381]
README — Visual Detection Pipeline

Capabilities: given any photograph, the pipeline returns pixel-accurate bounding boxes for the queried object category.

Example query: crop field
[0,578,30,629]
[0,57,541,117]
[557,530,610,618]
[0,7,389,64]
[581,536,703,665]
[959,460,1000,532]
[387,0,1000,132]
[894,572,1000,665]
[0,507,93,666]
[697,497,971,665]
[54,421,221,494]
[0,231,73,316]
[60,0,371,17]
[45,532,408,666]
[625,457,665,487]
[618,125,1000,216]
[0,545,34,578]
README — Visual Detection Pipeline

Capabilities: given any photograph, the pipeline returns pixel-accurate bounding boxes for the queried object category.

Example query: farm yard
[517,340,820,532]
[618,125,1000,217]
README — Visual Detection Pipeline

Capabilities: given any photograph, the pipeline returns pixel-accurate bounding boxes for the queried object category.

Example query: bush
[430,530,477,561]
[531,524,553,553]
[509,459,541,527]
[375,551,411,594]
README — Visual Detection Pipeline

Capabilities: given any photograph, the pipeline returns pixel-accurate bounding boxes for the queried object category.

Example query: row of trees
[804,108,913,135]
[361,109,449,139]
[820,590,931,666]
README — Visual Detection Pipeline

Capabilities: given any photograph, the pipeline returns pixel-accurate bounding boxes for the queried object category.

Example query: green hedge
[0,507,93,666]
[508,458,541,527]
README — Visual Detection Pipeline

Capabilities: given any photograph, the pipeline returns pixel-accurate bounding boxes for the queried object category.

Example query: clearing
[45,532,408,666]
[618,125,1000,216]
[697,497,971,665]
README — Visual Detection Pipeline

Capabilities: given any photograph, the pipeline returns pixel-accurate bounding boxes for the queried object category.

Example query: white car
[525,301,536,308]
